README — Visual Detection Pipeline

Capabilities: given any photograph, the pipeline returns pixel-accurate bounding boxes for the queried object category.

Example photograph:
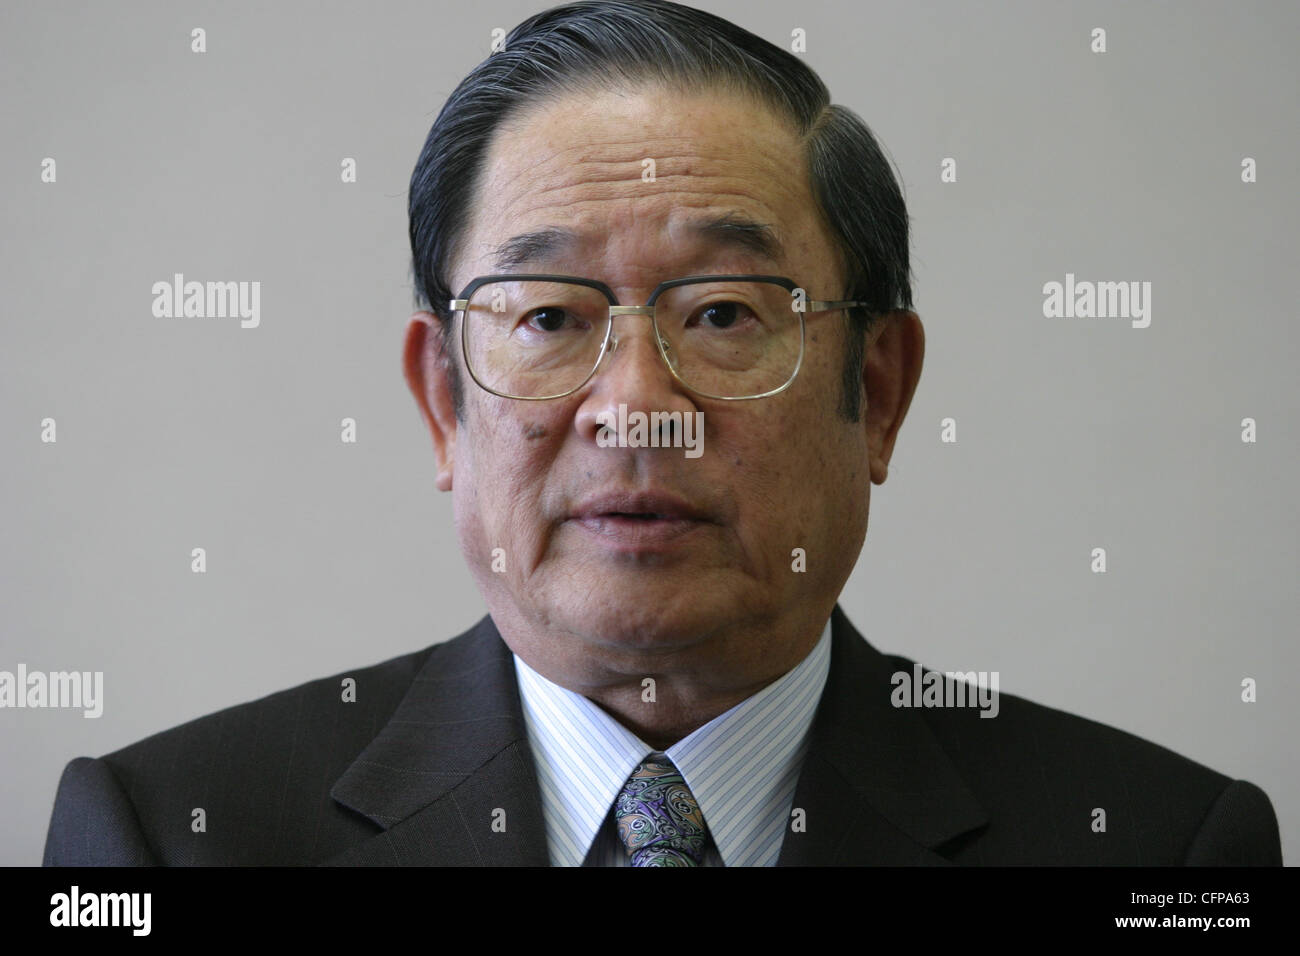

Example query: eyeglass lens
[462,278,801,399]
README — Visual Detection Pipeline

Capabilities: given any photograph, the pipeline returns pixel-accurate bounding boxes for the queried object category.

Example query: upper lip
[570,491,712,522]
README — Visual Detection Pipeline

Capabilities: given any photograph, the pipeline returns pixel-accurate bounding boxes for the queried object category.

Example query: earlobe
[403,311,458,491]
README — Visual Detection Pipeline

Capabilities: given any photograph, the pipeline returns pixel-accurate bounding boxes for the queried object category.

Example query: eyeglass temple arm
[803,299,874,313]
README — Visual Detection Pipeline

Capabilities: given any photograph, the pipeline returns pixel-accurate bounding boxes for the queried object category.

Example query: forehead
[454,83,833,285]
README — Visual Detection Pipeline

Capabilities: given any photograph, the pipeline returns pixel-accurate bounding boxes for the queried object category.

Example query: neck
[496,600,834,750]
[584,676,781,751]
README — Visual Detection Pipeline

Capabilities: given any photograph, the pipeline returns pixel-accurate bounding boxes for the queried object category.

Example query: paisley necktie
[614,756,711,866]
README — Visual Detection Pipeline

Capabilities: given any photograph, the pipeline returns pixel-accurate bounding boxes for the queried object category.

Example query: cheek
[704,404,822,568]
[454,402,566,563]
[725,353,858,550]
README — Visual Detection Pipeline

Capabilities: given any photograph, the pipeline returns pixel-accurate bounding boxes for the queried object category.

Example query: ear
[863,311,925,484]
[403,311,458,491]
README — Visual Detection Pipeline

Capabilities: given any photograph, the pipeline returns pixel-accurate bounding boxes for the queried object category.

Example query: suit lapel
[323,605,987,866]
[778,605,989,865]
[324,615,549,866]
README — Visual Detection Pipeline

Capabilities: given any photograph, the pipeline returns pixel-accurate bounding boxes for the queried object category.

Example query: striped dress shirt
[513,618,832,866]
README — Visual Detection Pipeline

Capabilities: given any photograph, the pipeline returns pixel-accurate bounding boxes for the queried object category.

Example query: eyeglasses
[448,274,873,401]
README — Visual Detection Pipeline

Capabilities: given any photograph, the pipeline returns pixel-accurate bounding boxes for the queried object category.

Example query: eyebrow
[487,215,785,272]
[490,229,578,272]
[692,215,784,266]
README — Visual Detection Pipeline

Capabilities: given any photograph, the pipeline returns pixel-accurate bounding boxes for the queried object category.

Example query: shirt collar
[514,619,832,866]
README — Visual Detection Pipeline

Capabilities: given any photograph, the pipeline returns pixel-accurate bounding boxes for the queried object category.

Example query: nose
[607,308,678,371]
[574,310,699,446]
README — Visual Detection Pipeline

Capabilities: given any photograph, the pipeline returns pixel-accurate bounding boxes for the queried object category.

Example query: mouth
[570,491,710,524]
[590,512,698,526]
[568,493,713,551]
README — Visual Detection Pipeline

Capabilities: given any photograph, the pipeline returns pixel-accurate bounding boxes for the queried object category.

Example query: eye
[692,300,757,330]
[524,306,572,332]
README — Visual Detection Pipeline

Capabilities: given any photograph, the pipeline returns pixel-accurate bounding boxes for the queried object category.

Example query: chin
[548,587,740,653]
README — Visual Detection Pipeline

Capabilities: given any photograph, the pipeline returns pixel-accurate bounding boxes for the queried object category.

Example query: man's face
[409,83,920,696]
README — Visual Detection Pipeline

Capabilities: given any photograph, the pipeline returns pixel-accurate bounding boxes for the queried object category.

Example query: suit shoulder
[47,641,455,865]
[883,654,1280,864]
[45,619,507,865]
[883,652,1228,778]
[104,642,439,770]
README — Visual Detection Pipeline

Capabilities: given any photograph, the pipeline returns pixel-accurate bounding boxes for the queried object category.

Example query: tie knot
[614,757,710,866]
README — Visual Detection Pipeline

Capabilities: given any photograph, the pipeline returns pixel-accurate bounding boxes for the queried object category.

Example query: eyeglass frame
[448,273,875,401]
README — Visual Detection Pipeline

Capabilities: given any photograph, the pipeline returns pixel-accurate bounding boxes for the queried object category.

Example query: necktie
[614,756,711,866]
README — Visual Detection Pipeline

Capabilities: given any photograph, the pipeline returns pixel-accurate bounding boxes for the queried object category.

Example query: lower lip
[570,515,708,551]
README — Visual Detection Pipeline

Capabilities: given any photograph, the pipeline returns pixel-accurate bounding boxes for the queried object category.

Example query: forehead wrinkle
[501,177,794,222]
[491,156,801,212]
[494,164,809,234]
[493,121,793,167]
[504,143,799,195]
[469,187,806,281]
[503,194,789,254]
[482,123,800,202]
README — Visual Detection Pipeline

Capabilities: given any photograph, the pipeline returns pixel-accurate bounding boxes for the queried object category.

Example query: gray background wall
[2,0,1295,866]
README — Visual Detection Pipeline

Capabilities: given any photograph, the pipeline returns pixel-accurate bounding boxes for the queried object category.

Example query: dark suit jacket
[43,605,1282,865]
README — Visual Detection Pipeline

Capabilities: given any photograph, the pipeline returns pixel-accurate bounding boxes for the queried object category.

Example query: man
[44,0,1280,866]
